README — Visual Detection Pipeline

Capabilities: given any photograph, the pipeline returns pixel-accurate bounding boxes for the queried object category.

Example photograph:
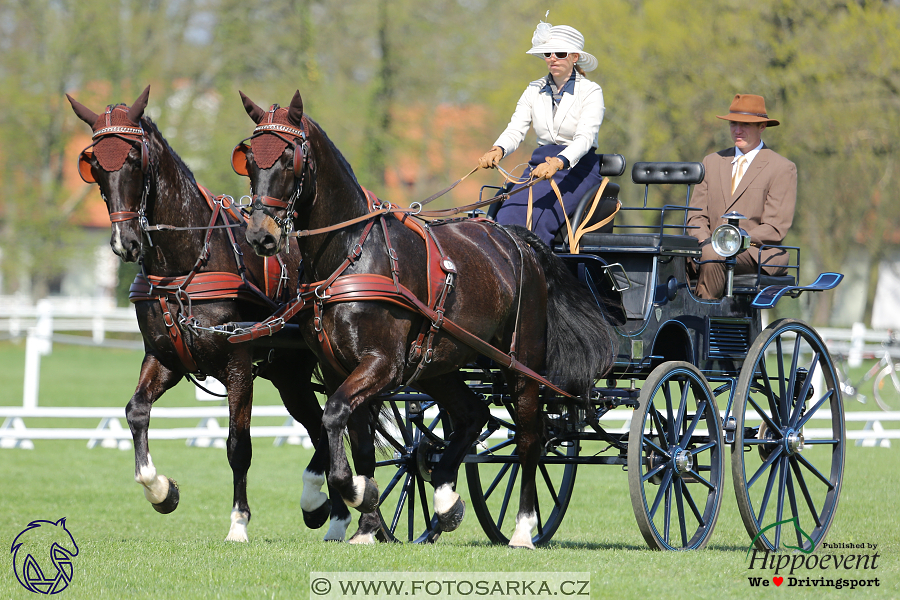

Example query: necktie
[732,155,748,195]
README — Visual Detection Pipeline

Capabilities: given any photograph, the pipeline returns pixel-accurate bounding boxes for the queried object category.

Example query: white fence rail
[1,299,897,450]
[0,405,311,450]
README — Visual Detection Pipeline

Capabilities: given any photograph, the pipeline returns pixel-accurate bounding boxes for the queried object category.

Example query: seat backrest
[631,161,704,185]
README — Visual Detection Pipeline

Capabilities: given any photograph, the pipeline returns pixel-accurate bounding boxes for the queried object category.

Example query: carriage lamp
[711,212,751,258]
[711,212,750,297]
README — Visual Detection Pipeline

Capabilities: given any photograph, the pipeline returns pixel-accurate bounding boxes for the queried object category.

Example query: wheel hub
[673,447,693,476]
[784,428,804,455]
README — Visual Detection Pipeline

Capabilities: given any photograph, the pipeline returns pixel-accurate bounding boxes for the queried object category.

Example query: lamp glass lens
[712,225,741,257]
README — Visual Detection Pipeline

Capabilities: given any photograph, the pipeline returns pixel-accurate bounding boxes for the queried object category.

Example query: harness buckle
[314,285,331,300]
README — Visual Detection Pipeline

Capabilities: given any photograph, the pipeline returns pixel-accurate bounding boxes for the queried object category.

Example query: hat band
[731,111,768,118]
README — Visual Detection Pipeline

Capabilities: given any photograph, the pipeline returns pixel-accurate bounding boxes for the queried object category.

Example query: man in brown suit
[687,94,796,299]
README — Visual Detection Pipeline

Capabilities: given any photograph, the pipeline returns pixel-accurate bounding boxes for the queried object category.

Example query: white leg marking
[136,455,170,504]
[344,475,368,508]
[225,508,250,542]
[509,512,537,549]
[347,531,376,545]
[323,515,352,542]
[300,470,328,512]
[433,483,459,515]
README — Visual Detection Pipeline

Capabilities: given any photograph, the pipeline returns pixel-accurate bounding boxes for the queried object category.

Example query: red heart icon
[773,577,783,586]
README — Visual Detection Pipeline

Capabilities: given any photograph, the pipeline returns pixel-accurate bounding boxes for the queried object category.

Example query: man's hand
[532,156,564,180]
[478,146,504,169]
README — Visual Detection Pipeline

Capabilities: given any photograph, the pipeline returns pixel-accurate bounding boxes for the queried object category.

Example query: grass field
[1,341,899,599]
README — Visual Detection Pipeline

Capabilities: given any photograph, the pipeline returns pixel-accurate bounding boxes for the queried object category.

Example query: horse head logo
[11,518,79,594]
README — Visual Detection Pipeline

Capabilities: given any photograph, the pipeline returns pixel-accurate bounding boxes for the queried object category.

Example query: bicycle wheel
[873,364,900,411]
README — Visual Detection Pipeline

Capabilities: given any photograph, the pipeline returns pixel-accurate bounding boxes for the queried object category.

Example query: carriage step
[751,272,843,309]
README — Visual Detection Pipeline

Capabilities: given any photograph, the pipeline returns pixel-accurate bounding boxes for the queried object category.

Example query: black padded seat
[575,233,701,257]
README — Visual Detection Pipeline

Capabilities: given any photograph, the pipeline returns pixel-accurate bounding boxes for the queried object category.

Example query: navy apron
[495,144,602,245]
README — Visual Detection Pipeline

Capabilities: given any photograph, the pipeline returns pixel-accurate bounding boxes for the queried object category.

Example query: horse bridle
[77,105,153,229]
[231,106,312,237]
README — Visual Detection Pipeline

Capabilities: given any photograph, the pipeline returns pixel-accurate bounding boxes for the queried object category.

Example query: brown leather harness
[229,189,577,400]
[128,186,288,373]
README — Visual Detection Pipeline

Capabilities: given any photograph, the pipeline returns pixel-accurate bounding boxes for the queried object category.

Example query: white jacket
[493,72,604,169]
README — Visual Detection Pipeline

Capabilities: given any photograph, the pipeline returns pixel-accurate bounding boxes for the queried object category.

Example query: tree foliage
[1,0,898,325]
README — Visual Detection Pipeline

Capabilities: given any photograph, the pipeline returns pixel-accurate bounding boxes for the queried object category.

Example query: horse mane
[307,117,360,186]
[140,116,198,192]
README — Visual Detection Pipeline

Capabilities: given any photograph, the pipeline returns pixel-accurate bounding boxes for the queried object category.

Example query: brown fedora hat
[716,94,780,127]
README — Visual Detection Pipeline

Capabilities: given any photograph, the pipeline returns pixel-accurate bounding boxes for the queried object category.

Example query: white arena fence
[1,299,897,450]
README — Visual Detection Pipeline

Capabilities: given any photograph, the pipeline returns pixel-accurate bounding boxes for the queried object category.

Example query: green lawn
[1,341,898,599]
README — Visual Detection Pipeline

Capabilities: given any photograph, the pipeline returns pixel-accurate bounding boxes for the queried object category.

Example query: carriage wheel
[732,319,845,552]
[628,361,724,550]
[374,398,450,543]
[465,401,578,546]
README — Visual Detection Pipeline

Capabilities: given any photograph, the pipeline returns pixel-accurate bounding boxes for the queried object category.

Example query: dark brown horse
[67,86,365,542]
[235,90,616,547]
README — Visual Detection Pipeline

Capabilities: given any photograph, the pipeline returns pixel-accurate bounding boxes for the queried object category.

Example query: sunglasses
[542,52,569,59]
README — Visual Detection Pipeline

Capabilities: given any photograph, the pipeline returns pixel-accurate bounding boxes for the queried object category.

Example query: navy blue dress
[495,144,602,245]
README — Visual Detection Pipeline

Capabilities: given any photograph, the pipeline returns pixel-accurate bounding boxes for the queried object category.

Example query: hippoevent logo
[10,518,79,594]
[745,518,881,590]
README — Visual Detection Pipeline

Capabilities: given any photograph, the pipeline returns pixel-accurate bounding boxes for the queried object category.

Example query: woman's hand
[532,156,564,180]
[478,146,504,169]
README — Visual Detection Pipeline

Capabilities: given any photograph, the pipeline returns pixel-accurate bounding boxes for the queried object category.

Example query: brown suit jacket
[688,145,797,266]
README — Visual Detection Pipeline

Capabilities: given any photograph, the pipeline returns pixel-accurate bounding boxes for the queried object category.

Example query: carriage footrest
[751,272,843,309]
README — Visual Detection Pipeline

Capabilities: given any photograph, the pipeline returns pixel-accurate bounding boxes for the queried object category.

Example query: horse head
[233,90,313,257]
[67,86,151,263]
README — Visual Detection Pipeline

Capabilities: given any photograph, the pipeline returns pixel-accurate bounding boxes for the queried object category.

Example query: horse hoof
[357,477,380,513]
[436,495,465,532]
[303,498,332,530]
[151,478,179,514]
[508,542,535,550]
[347,476,380,513]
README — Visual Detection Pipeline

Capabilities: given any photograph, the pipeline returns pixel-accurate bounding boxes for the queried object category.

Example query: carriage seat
[568,234,701,320]
[574,233,701,256]
[732,273,797,293]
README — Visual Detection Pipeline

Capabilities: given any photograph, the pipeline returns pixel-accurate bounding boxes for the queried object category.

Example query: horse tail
[506,225,617,399]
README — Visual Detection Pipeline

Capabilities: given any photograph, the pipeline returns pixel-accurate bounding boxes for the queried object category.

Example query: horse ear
[239,91,267,123]
[127,85,151,124]
[287,90,304,127]
[67,94,99,127]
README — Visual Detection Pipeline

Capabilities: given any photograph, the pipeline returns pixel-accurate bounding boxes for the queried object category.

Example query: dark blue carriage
[375,156,845,551]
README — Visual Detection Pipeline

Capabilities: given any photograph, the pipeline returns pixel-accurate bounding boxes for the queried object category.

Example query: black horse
[67,86,369,542]
[235,90,617,547]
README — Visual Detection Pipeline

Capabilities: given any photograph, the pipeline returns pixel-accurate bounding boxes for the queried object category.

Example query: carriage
[365,156,845,551]
[70,88,845,553]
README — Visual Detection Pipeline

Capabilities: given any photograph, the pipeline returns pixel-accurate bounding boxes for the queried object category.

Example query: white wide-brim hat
[526,23,598,73]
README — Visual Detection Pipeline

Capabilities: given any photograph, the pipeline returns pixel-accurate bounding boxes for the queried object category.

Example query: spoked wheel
[465,401,579,546]
[374,397,450,543]
[732,319,845,552]
[628,361,724,550]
